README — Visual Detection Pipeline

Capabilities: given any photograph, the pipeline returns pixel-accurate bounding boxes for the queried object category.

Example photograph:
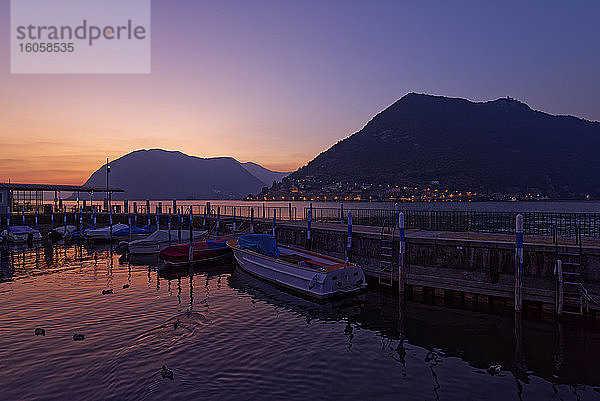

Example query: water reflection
[1,242,599,400]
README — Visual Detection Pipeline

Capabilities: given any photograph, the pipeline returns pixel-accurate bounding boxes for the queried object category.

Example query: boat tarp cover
[113,225,153,236]
[8,226,40,234]
[130,230,207,245]
[238,234,279,258]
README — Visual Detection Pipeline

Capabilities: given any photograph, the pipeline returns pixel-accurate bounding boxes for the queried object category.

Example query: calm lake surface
[1,243,599,400]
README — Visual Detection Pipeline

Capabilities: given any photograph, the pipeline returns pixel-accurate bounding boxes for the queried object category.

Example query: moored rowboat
[128,229,208,254]
[227,234,366,300]
[159,239,231,267]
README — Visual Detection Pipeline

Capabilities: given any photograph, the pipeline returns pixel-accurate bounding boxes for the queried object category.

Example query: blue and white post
[346,211,353,263]
[216,207,220,236]
[155,206,160,231]
[63,209,67,230]
[168,212,172,242]
[6,205,10,228]
[398,212,405,294]
[133,202,138,227]
[233,207,237,233]
[307,208,312,250]
[128,212,132,242]
[35,206,38,229]
[78,206,82,235]
[178,211,182,243]
[250,208,255,234]
[272,209,276,237]
[50,205,54,229]
[146,200,150,230]
[202,205,206,230]
[188,207,194,263]
[22,207,25,225]
[340,203,344,224]
[109,204,113,242]
[93,208,97,228]
[515,214,524,312]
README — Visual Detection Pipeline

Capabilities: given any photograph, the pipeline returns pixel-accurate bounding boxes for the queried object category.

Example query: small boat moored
[1,225,42,243]
[128,229,208,255]
[83,224,153,240]
[228,234,366,300]
[159,239,231,267]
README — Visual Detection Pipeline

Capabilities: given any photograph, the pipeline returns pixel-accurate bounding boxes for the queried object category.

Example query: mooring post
[310,203,313,222]
[399,212,405,294]
[188,207,193,262]
[250,208,255,233]
[178,211,182,243]
[307,208,312,250]
[35,206,38,229]
[340,203,344,224]
[128,212,132,242]
[168,212,172,242]
[155,206,160,231]
[263,202,265,219]
[395,203,399,227]
[272,209,276,237]
[172,200,176,216]
[146,200,150,229]
[515,214,524,312]
[346,211,352,263]
[158,202,162,215]
[7,205,10,228]
[133,202,137,227]
[203,205,206,230]
[50,205,54,229]
[22,207,25,225]
[63,209,67,229]
[556,259,563,317]
[216,207,220,236]
[78,206,82,235]
[109,205,113,243]
[93,208,97,228]
[233,207,237,233]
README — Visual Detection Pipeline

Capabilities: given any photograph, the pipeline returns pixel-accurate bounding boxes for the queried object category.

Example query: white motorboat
[227,234,366,300]
[1,226,42,243]
[128,229,208,254]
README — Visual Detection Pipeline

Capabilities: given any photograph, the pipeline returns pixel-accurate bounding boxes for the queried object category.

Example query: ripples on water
[0,243,599,401]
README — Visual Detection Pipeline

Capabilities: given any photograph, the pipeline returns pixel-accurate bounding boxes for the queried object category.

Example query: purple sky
[1,0,599,183]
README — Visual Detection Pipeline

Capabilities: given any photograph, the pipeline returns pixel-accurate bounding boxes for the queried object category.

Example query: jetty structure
[2,196,599,320]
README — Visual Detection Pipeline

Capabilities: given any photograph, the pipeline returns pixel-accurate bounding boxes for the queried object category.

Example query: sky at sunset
[1,0,600,185]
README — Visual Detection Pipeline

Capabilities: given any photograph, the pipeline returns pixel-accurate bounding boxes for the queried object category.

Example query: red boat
[159,239,232,266]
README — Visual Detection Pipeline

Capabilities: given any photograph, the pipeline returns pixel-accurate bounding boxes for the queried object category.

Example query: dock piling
[307,208,312,250]
[346,211,352,262]
[340,203,344,224]
[273,210,276,237]
[399,211,405,294]
[556,259,563,316]
[188,207,193,262]
[250,208,255,233]
[515,214,524,312]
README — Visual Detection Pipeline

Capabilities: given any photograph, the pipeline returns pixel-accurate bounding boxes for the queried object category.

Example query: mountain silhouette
[282,93,600,197]
[78,149,287,200]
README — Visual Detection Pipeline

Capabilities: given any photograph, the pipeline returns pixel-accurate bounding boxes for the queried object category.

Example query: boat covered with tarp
[83,224,154,240]
[159,239,231,266]
[1,225,42,243]
[228,234,366,300]
[128,229,208,254]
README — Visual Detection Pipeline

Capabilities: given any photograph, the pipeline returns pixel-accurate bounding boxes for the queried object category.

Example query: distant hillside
[282,93,600,197]
[241,162,290,186]
[76,149,286,200]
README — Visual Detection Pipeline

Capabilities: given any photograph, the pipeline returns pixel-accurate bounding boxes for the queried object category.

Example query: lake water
[1,243,599,400]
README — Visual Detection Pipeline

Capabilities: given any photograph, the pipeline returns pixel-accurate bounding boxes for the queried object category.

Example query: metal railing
[303,207,600,238]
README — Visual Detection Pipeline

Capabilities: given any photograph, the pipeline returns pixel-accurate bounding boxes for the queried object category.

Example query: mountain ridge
[76,149,289,200]
[278,93,600,198]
